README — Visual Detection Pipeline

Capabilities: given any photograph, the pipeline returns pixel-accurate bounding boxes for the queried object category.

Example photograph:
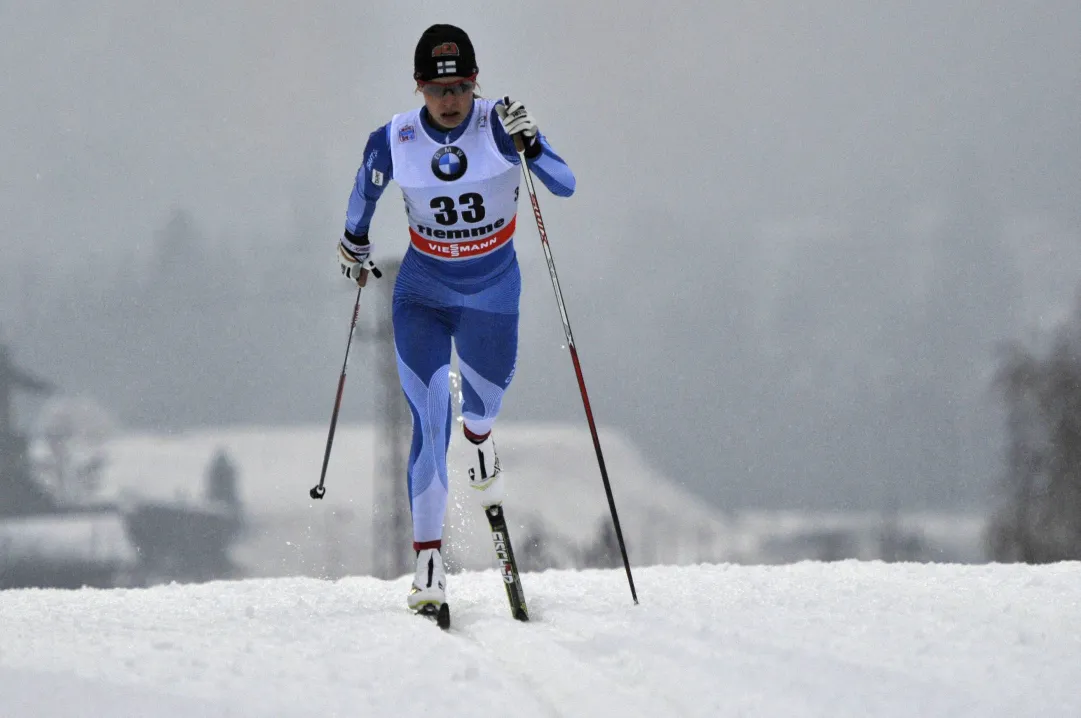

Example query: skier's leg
[393,299,453,544]
[455,264,521,505]
[456,308,519,433]
[392,295,454,611]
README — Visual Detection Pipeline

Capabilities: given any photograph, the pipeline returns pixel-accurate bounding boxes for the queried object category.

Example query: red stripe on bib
[409,215,516,260]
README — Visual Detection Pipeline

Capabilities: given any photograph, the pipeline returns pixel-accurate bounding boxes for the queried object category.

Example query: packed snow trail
[2,562,1080,717]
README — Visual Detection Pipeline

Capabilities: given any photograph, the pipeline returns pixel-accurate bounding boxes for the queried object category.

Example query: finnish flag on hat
[414,24,477,81]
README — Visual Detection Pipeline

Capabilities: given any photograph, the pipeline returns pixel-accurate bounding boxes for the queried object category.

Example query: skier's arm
[492,102,576,198]
[344,123,394,241]
[339,124,393,283]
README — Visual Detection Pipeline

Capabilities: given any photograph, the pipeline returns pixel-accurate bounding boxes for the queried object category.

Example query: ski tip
[513,607,529,622]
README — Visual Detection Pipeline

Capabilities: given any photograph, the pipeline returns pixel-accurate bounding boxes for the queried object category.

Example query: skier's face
[418,76,475,130]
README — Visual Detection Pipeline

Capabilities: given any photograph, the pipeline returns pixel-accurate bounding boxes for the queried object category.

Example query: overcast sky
[3,1,1080,513]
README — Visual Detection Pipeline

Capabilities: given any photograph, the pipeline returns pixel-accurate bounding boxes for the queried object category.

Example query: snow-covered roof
[96,422,990,579]
[98,422,731,578]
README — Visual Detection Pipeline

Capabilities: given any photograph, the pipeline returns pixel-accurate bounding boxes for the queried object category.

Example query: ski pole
[310,261,381,500]
[507,104,638,604]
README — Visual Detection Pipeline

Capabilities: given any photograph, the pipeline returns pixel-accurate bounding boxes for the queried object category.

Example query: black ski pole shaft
[509,119,638,604]
[311,262,380,500]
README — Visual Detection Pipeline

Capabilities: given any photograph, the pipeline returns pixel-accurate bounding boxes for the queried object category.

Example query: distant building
[0,342,243,589]
[98,422,734,580]
[96,422,991,583]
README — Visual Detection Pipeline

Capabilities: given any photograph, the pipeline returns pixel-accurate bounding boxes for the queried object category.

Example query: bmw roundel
[431,146,467,182]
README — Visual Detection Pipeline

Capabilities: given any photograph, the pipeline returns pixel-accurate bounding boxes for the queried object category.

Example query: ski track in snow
[2,562,1080,717]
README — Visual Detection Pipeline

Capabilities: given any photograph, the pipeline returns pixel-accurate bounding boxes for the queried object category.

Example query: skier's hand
[338,233,372,287]
[497,97,542,158]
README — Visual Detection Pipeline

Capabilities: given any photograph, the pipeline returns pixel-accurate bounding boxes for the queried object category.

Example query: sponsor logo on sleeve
[371,169,384,186]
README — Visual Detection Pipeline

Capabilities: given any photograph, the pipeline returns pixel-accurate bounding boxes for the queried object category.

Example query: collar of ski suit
[419,102,477,145]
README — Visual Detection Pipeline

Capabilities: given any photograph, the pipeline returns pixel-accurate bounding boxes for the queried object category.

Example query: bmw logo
[431,146,468,182]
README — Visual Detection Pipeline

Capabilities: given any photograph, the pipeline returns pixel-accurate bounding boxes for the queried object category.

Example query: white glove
[497,97,538,141]
[338,233,372,285]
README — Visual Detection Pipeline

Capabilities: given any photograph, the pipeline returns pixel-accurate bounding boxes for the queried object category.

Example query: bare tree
[31,395,116,502]
[204,448,242,513]
[989,298,1081,562]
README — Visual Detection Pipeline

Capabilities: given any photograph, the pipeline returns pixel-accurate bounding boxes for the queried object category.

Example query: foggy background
[3,1,1080,515]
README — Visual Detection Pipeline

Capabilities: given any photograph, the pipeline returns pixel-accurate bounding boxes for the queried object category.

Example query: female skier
[336,23,576,617]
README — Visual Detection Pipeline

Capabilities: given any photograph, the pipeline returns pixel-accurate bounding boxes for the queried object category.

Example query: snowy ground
[2,561,1080,717]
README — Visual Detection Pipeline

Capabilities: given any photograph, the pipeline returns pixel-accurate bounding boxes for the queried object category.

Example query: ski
[415,602,451,630]
[485,504,529,621]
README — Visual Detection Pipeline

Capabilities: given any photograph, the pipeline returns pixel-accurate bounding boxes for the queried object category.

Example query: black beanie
[413,24,478,81]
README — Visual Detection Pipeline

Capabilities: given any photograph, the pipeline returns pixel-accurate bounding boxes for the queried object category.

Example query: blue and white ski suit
[344,97,575,545]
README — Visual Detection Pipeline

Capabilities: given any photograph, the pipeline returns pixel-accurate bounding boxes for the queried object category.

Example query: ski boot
[408,547,450,629]
[464,427,504,507]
